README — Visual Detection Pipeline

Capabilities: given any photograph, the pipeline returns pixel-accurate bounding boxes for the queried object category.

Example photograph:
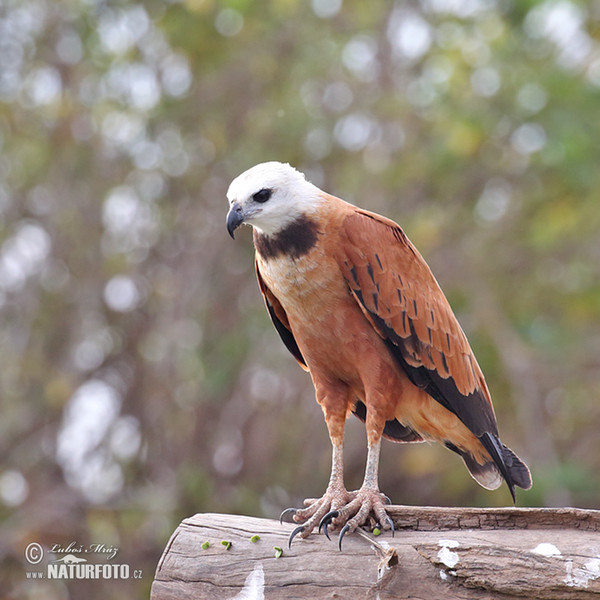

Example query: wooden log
[151,506,600,599]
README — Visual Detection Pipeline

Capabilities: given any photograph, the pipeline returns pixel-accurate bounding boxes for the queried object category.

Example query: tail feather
[498,440,533,490]
[480,433,532,502]
[480,432,517,501]
[446,434,532,502]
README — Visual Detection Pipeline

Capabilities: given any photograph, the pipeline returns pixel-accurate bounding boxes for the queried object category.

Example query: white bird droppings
[438,546,460,569]
[439,568,457,581]
[438,539,460,549]
[531,542,562,557]
[564,557,600,589]
[437,540,460,569]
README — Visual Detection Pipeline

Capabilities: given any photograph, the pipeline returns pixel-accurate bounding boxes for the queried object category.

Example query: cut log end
[151,506,600,600]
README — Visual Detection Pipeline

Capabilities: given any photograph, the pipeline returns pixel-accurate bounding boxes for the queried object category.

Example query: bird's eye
[252,188,272,203]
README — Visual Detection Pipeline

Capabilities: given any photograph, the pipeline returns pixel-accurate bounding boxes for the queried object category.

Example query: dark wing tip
[480,432,532,503]
[500,441,533,491]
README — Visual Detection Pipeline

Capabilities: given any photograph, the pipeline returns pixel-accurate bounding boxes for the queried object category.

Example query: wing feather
[255,260,308,371]
[336,209,498,438]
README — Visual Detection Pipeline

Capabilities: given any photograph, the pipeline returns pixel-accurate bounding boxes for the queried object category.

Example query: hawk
[226,162,531,547]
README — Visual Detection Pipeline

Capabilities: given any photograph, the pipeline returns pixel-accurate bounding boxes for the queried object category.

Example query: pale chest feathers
[258,250,350,322]
[258,253,321,297]
[253,218,348,321]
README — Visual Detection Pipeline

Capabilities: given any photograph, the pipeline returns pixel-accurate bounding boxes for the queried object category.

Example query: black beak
[226,203,244,239]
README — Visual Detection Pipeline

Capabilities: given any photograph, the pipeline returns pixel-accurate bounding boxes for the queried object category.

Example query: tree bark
[151,506,600,599]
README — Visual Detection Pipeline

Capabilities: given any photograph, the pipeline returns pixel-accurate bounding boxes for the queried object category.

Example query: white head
[226,162,322,238]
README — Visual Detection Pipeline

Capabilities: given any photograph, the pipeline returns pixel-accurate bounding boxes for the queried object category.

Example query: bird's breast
[256,245,384,373]
[256,249,340,308]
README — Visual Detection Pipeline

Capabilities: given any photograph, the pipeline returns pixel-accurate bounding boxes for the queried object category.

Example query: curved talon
[318,510,339,541]
[288,525,305,548]
[382,494,392,505]
[386,516,395,537]
[318,510,339,531]
[338,524,350,551]
[279,507,297,524]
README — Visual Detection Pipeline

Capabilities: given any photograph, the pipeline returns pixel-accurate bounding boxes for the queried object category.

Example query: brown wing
[256,256,420,443]
[335,208,499,440]
[255,260,308,371]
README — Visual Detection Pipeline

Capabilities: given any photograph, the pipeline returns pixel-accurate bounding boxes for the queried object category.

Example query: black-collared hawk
[226,162,532,547]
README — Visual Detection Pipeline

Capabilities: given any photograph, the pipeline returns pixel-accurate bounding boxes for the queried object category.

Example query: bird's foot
[323,486,394,550]
[282,486,394,549]
[280,485,356,546]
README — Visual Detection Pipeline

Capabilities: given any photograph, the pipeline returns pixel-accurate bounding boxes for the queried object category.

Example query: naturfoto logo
[24,541,143,581]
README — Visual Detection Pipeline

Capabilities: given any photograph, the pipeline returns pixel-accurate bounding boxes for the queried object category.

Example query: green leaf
[273,546,283,559]
[250,535,260,543]
[221,540,232,550]
[201,541,210,550]
[373,528,381,536]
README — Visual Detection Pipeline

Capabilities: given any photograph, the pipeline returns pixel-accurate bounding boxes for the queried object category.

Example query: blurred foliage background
[1,0,599,597]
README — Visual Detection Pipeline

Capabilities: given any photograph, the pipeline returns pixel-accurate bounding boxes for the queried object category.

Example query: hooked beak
[226,202,244,239]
